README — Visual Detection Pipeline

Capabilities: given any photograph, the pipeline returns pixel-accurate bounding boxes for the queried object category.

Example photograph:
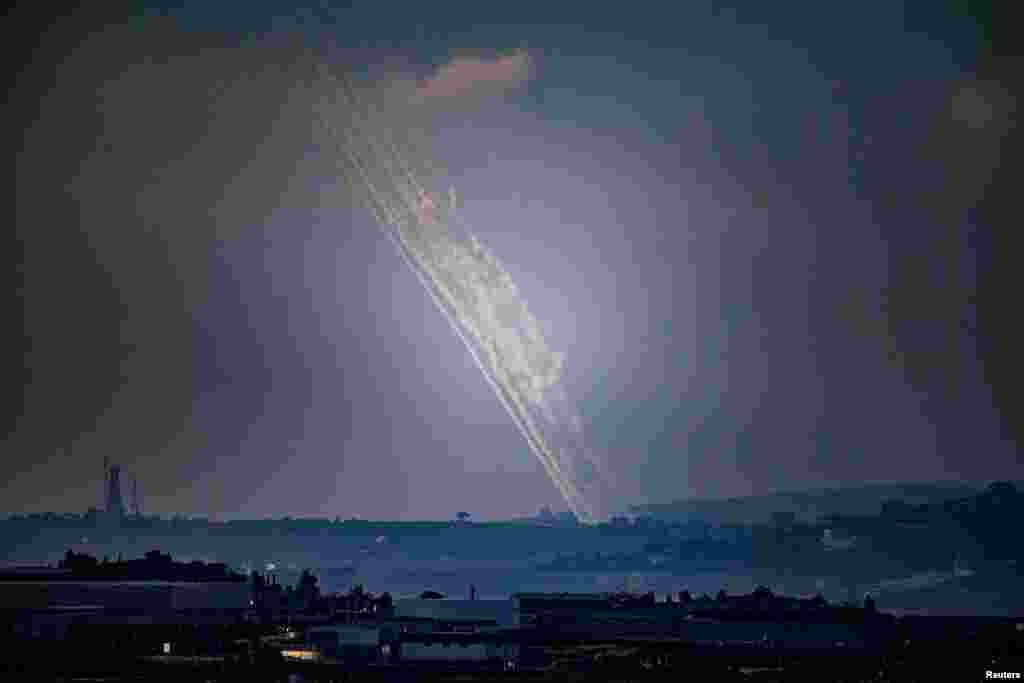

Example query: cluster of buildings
[299,597,518,669]
[0,554,249,650]
[2,548,1022,676]
[279,589,886,669]
[282,589,1023,673]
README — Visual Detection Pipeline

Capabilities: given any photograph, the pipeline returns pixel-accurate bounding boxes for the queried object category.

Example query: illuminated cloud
[414,51,532,101]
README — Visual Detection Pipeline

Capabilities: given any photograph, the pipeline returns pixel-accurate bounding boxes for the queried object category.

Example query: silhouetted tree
[144,549,172,566]
[420,590,445,599]
[299,569,318,589]
[985,481,1018,505]
[60,549,99,573]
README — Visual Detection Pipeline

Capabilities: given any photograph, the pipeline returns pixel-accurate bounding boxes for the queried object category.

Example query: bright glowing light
[315,66,613,522]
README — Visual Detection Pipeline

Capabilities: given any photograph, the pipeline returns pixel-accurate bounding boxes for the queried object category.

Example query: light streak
[314,65,613,522]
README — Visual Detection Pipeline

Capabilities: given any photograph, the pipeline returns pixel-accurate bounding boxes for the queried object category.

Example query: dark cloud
[9,16,327,514]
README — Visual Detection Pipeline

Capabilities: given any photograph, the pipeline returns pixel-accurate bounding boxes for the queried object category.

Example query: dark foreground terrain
[4,626,1022,683]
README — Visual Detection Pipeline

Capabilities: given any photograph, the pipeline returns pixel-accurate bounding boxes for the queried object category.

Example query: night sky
[6,2,1020,520]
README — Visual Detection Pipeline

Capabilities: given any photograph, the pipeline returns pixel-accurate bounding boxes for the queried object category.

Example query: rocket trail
[315,66,613,522]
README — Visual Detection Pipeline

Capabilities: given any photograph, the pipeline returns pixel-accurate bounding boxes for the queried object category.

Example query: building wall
[398,641,492,661]
[0,581,248,611]
[394,599,514,626]
[307,624,381,647]
[306,624,381,658]
[512,593,611,626]
[9,608,243,643]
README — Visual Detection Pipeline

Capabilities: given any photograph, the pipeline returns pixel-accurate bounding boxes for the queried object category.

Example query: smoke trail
[314,65,613,522]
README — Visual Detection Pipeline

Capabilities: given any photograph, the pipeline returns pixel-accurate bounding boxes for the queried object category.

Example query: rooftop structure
[103,458,125,518]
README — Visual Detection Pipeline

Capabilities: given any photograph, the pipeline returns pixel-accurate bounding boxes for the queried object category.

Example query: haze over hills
[628,480,1016,525]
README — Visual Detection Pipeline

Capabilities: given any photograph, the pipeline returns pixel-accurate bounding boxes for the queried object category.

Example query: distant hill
[0,550,246,583]
[629,481,996,525]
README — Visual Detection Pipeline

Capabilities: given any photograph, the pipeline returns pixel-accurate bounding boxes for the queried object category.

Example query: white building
[393,599,514,627]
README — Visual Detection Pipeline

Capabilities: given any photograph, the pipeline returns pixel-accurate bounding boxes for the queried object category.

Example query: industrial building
[299,597,519,668]
[393,597,515,627]
[302,620,519,668]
